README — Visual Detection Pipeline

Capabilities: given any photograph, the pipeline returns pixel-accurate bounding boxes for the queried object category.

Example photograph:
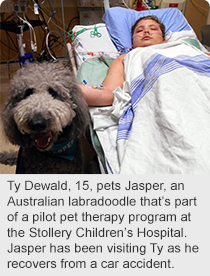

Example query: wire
[122,0,130,9]
[27,2,71,61]
[1,1,78,63]
[47,0,63,37]
[61,0,68,60]
[17,15,37,52]
[0,39,19,53]
[143,0,151,9]
[46,30,64,60]
[28,3,71,36]
[34,0,48,27]
[66,16,79,33]
[4,31,19,52]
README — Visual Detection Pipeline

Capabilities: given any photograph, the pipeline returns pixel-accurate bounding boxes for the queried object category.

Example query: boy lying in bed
[79,15,209,107]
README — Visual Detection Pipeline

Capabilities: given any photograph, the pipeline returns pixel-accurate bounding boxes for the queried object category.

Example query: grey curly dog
[0,62,89,173]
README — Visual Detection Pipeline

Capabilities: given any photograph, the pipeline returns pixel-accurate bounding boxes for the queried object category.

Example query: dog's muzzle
[28,112,48,132]
[28,112,52,149]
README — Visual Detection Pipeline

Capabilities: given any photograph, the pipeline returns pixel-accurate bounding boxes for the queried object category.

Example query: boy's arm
[79,54,126,106]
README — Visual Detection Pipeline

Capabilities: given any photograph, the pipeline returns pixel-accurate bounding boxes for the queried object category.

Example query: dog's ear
[57,64,90,138]
[68,83,90,138]
[2,95,27,147]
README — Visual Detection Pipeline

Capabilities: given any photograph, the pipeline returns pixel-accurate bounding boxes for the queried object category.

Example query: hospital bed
[68,7,210,174]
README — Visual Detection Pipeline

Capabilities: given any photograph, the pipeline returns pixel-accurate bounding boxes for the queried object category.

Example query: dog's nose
[28,113,47,132]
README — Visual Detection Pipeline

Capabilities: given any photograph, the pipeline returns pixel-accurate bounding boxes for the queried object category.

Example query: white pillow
[166,30,208,52]
[72,23,119,67]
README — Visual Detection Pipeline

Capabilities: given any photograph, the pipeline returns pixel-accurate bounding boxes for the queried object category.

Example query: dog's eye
[24,88,34,99]
[48,87,57,98]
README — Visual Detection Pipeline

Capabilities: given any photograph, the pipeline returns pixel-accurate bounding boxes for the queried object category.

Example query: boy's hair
[131,15,166,39]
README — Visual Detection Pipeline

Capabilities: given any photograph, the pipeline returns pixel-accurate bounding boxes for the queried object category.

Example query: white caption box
[0,174,209,275]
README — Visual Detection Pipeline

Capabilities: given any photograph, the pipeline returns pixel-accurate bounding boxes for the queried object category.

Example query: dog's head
[2,62,89,151]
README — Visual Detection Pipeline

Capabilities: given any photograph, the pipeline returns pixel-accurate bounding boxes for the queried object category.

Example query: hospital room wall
[0,1,209,63]
[185,0,209,41]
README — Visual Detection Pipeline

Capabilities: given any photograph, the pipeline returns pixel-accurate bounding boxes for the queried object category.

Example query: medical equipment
[159,0,187,14]
[90,25,102,37]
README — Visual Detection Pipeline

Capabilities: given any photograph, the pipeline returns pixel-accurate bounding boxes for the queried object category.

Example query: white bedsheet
[90,40,210,174]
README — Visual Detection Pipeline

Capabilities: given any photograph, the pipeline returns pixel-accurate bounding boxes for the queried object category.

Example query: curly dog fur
[1,62,89,173]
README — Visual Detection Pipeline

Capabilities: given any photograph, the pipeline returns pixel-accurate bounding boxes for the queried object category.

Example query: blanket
[90,40,210,174]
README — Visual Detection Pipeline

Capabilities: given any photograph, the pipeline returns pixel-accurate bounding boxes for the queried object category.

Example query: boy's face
[132,19,165,48]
